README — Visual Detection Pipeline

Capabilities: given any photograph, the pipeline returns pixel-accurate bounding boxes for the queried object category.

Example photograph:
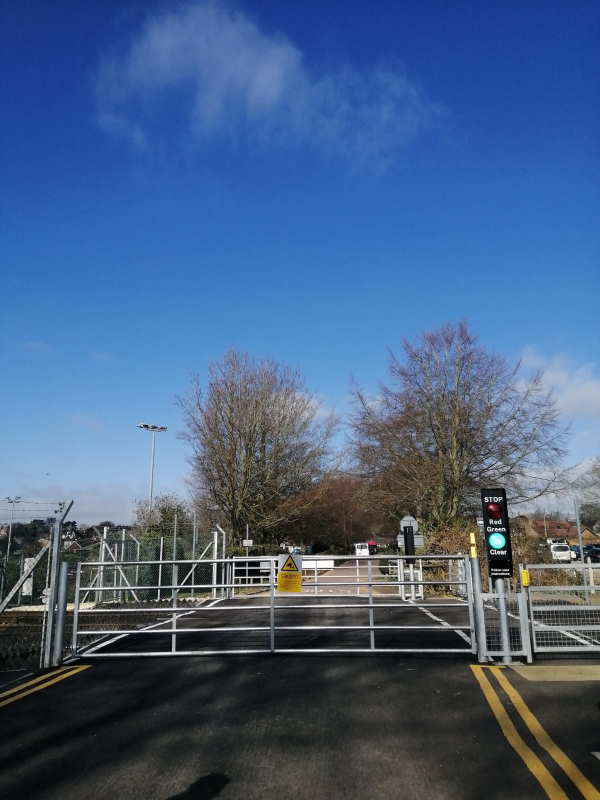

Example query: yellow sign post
[277,553,302,592]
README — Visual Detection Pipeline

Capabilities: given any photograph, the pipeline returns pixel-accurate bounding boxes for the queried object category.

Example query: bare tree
[575,459,600,530]
[134,493,191,535]
[353,322,568,530]
[179,349,336,542]
[276,474,387,552]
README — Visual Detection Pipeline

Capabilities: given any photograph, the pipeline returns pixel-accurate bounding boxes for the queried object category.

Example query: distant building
[528,518,600,545]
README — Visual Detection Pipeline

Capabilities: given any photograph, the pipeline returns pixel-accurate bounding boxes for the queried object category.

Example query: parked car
[550,543,573,562]
[584,545,600,563]
[570,544,600,563]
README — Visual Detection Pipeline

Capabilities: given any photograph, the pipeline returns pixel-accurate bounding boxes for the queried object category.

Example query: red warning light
[486,502,503,520]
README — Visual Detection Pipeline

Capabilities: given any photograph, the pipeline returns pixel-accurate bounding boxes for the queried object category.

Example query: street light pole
[1,496,22,600]
[149,430,156,510]
[137,423,167,520]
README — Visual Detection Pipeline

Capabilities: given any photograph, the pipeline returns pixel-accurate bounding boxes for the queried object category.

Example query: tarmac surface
[2,591,600,800]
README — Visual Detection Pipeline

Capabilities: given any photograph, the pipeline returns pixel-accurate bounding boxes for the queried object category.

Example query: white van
[354,543,370,557]
[550,543,573,562]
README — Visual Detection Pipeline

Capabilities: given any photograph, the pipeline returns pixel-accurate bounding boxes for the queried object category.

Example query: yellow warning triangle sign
[280,555,299,572]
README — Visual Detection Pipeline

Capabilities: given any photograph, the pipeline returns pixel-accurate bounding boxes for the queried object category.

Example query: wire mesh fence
[477,590,530,660]
[526,562,600,652]
[0,500,63,669]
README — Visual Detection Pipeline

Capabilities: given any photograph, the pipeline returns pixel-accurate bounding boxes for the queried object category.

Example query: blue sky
[1,0,598,523]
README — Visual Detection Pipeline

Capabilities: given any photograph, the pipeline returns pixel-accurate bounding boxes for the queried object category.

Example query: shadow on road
[168,772,229,799]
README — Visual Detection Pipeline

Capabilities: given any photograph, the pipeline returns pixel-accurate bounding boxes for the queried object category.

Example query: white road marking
[81,598,218,655]
[407,599,472,645]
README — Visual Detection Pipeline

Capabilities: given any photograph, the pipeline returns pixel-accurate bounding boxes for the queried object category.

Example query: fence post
[171,563,178,654]
[212,531,218,599]
[157,537,164,602]
[367,558,375,650]
[400,558,406,600]
[51,562,69,667]
[269,560,276,653]
[495,578,512,665]
[130,533,140,601]
[462,556,477,657]
[112,542,118,603]
[468,532,487,662]
[72,561,82,655]
[517,572,533,664]
[118,529,125,603]
[43,512,65,668]
[17,554,24,606]
[191,512,197,600]
[95,527,107,606]
[587,557,595,595]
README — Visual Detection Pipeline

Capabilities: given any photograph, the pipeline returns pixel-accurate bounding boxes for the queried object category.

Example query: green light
[488,532,506,549]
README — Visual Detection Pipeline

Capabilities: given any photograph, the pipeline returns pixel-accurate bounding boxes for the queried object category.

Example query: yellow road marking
[0,666,72,700]
[492,667,600,800]
[471,666,569,799]
[0,665,90,708]
[512,666,600,682]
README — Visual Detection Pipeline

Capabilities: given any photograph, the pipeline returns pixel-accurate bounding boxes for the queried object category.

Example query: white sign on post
[397,532,424,548]
[242,539,253,547]
[400,515,419,532]
[22,557,36,596]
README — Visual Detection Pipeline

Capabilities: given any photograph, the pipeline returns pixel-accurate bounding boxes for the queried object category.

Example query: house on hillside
[528,517,600,546]
[567,526,599,546]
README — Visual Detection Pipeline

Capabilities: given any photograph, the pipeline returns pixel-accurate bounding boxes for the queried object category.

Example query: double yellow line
[471,665,599,800]
[0,664,90,708]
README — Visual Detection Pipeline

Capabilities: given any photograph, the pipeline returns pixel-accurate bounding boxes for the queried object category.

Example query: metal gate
[70,554,478,657]
[476,588,532,662]
[526,562,600,654]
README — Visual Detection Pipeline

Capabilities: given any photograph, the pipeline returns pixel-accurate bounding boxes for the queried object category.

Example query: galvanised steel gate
[526,562,600,654]
[70,554,478,657]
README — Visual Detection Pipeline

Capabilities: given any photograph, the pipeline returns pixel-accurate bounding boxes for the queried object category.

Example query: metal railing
[70,554,477,657]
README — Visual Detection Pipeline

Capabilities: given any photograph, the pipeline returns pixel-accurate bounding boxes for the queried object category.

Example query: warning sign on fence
[277,553,302,592]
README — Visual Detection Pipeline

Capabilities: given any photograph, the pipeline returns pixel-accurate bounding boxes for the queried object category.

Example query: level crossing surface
[82,594,474,656]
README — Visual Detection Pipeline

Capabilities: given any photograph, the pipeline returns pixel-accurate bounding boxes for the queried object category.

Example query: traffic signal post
[481,489,513,664]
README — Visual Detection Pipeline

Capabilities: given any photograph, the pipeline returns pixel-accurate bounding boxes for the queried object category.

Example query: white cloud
[522,347,600,419]
[95,1,443,167]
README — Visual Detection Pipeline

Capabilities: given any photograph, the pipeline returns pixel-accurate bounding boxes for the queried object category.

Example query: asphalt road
[2,653,600,800]
[3,561,599,800]
[2,588,600,800]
